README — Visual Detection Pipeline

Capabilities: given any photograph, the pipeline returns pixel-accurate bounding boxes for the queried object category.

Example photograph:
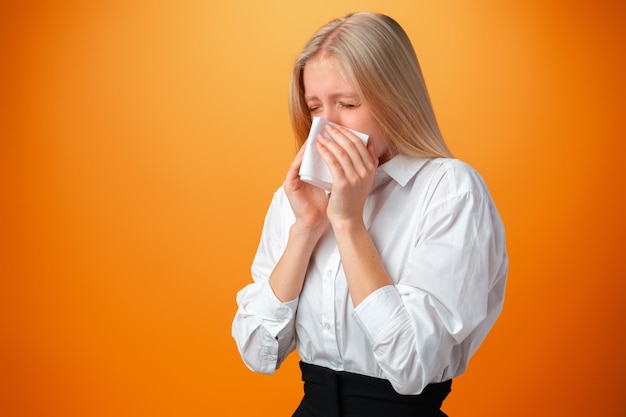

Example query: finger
[286,142,307,182]
[325,125,376,170]
[317,137,363,183]
[321,128,375,179]
[295,141,307,158]
[315,135,345,179]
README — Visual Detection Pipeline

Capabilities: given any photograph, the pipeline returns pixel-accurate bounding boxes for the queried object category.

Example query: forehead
[303,56,355,98]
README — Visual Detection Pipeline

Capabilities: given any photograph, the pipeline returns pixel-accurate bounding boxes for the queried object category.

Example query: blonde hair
[289,12,453,158]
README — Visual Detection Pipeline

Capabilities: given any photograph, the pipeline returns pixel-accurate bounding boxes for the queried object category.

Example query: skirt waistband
[293,361,451,417]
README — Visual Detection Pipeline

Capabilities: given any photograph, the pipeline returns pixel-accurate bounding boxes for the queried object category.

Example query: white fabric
[298,117,369,190]
[232,155,508,395]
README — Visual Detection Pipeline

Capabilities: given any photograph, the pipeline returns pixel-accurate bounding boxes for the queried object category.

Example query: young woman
[232,12,508,417]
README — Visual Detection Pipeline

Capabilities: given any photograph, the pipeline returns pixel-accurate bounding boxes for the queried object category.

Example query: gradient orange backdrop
[2,1,625,416]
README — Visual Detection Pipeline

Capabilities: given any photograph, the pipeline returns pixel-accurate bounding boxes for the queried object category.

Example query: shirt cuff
[255,281,298,338]
[353,285,409,343]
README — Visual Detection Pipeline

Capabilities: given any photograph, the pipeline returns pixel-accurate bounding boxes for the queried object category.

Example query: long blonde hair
[289,12,453,158]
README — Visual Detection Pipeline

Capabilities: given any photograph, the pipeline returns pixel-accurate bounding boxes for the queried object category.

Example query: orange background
[2,1,625,416]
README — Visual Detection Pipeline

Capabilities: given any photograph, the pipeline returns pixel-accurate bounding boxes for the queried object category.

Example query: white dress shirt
[232,155,508,395]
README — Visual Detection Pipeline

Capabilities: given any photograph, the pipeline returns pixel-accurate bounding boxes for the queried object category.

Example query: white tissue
[298,117,369,190]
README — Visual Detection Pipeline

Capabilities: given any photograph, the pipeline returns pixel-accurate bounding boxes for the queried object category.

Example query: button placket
[321,249,342,366]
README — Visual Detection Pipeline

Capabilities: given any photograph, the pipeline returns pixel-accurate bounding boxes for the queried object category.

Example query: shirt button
[326,270,333,278]
[324,322,331,330]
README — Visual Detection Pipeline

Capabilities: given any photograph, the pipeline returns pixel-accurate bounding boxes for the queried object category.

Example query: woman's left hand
[316,124,379,227]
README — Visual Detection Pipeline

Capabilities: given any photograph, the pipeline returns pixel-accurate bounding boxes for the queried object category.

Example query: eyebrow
[304,92,360,101]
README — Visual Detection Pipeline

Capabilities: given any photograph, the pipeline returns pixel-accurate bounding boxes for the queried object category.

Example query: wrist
[290,220,326,241]
[329,216,367,236]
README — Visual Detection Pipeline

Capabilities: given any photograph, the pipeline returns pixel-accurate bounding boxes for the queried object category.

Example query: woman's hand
[269,143,330,303]
[283,142,329,233]
[316,124,379,228]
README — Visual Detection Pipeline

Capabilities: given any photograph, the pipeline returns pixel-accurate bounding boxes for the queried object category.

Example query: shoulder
[418,158,490,198]
[400,157,498,218]
[266,185,296,221]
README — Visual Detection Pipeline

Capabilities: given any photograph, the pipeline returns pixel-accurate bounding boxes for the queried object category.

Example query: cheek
[364,125,388,158]
[370,137,388,159]
[342,113,388,157]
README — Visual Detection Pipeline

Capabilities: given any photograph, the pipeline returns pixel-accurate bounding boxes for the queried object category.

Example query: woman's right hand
[267,143,329,303]
[283,143,329,233]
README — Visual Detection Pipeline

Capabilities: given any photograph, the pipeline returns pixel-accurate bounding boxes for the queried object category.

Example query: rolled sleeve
[353,285,407,343]
[353,285,440,394]
[248,281,297,338]
[233,281,298,374]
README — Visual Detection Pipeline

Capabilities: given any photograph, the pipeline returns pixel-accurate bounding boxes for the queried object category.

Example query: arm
[231,189,300,374]
[354,174,508,394]
[269,142,328,301]
[233,144,329,373]
[318,135,507,394]
[331,220,392,306]
[316,124,391,306]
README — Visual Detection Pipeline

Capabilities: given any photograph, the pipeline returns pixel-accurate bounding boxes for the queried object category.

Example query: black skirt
[292,361,452,417]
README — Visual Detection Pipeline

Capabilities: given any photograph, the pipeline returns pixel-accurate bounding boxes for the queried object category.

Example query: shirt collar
[375,154,430,187]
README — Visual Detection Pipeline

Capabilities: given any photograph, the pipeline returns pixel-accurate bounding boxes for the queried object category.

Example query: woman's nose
[321,108,339,124]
